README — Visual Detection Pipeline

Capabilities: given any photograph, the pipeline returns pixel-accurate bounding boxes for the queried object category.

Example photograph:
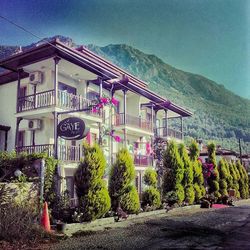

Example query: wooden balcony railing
[16,144,84,162]
[134,154,154,166]
[155,127,183,140]
[17,89,101,117]
[112,153,153,167]
[114,113,152,132]
[58,144,84,162]
[16,144,54,157]
[17,89,55,112]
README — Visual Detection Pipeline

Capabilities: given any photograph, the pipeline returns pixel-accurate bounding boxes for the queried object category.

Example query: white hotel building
[0,39,192,200]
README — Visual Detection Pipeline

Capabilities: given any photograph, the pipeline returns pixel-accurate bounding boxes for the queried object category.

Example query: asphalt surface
[51,199,250,249]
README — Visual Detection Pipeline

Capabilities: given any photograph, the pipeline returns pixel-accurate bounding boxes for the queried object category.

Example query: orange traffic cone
[41,202,51,232]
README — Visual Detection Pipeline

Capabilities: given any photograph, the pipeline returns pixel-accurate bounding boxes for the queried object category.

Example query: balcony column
[110,86,115,164]
[53,112,58,159]
[154,110,158,136]
[15,117,23,149]
[53,57,61,106]
[98,77,103,145]
[150,104,154,158]
[180,116,183,140]
[164,109,168,137]
[123,89,127,147]
[16,68,23,113]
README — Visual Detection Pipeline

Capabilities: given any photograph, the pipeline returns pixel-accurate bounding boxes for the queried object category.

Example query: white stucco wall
[0,81,17,151]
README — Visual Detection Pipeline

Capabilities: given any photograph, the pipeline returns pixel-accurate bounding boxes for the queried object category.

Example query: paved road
[52,200,250,249]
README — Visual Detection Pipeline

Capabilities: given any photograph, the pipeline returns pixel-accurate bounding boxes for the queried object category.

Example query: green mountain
[0,36,249,151]
[86,44,250,150]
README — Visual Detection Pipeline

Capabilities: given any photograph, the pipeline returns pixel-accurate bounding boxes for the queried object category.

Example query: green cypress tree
[74,144,111,221]
[109,148,140,213]
[189,140,205,202]
[179,144,195,205]
[162,140,185,204]
[207,142,220,198]
[228,161,240,198]
[142,168,161,209]
[218,159,228,196]
[143,168,158,188]
[189,139,200,161]
[224,160,233,190]
[237,160,249,199]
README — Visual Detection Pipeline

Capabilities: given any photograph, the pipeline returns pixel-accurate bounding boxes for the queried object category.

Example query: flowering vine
[198,158,216,180]
[92,96,119,113]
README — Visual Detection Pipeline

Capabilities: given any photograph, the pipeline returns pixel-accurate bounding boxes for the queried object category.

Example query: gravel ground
[50,199,250,250]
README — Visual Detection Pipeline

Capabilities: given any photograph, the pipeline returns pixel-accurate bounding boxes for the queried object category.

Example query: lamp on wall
[14,169,22,177]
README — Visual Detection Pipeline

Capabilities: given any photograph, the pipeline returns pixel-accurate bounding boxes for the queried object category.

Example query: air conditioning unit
[29,71,43,85]
[28,119,42,130]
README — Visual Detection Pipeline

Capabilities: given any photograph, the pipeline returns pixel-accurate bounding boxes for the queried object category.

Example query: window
[58,82,76,95]
[162,118,167,128]
[87,91,99,101]
[19,86,27,97]
[65,176,75,199]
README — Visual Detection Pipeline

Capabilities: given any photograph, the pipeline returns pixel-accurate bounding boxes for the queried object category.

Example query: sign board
[57,117,86,140]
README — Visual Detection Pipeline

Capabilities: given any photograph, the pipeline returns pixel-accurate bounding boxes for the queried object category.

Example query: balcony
[17,89,101,117]
[112,153,153,167]
[16,144,54,157]
[16,144,84,162]
[155,127,183,140]
[114,113,152,132]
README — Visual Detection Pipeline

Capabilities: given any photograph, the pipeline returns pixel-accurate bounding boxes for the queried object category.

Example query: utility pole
[239,138,242,164]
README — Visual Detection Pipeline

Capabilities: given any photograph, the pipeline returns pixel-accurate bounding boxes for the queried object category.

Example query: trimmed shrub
[193,161,206,201]
[120,185,140,214]
[185,185,195,205]
[224,160,233,189]
[228,161,240,198]
[189,140,199,161]
[218,159,228,196]
[237,161,249,199]
[162,140,184,204]
[175,183,185,204]
[109,149,139,212]
[74,144,111,221]
[179,144,194,204]
[79,181,111,221]
[207,142,220,198]
[143,168,157,188]
[162,141,184,192]
[142,187,161,208]
[189,140,205,202]
[142,168,161,209]
[193,183,202,202]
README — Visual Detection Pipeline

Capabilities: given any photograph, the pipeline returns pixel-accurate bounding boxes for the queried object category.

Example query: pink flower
[98,103,103,109]
[198,157,203,163]
[109,130,115,136]
[92,107,98,113]
[100,97,109,104]
[114,135,121,142]
[111,97,119,106]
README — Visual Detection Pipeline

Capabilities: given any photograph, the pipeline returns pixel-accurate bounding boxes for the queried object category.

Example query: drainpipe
[53,57,60,106]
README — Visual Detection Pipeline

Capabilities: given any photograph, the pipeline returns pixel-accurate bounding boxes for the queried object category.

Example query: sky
[0,0,249,99]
